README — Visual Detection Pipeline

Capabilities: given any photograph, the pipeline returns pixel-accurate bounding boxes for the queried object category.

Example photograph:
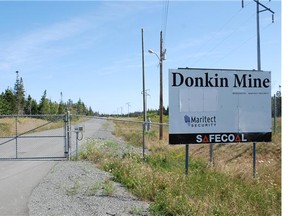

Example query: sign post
[169,68,271,175]
[185,144,189,175]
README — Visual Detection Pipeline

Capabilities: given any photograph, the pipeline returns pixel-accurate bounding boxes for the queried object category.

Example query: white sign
[169,68,271,144]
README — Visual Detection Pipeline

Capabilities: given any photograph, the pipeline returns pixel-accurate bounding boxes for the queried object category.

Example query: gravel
[28,119,151,216]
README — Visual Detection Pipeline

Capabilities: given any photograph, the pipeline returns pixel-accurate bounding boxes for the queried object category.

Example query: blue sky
[0,0,281,114]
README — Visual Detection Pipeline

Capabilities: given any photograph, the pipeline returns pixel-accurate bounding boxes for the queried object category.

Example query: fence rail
[0,114,67,160]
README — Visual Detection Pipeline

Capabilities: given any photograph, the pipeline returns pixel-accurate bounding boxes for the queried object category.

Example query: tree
[66,99,73,112]
[271,94,281,118]
[49,100,58,114]
[76,98,86,114]
[14,72,25,114]
[87,106,94,116]
[57,92,66,114]
[25,95,39,115]
[24,95,32,115]
[0,94,6,114]
[38,90,50,114]
[58,102,66,114]
[0,74,94,116]
[1,88,17,114]
[30,99,39,115]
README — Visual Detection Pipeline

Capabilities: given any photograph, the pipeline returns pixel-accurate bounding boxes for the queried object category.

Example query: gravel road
[28,118,151,216]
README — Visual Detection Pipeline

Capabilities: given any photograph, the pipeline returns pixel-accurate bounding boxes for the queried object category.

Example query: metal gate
[0,114,70,160]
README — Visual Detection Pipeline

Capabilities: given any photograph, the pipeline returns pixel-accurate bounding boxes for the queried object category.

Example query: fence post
[274,94,277,133]
[209,143,214,167]
[76,130,79,160]
[142,121,146,158]
[253,142,257,178]
[15,115,18,159]
[185,144,189,175]
[64,111,71,159]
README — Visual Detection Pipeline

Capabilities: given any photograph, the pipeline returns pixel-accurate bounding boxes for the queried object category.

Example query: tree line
[0,72,95,116]
[271,93,281,117]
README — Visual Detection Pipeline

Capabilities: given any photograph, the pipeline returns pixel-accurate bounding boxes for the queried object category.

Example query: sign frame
[169,68,272,144]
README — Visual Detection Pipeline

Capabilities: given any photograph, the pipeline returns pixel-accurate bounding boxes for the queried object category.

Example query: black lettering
[205,73,214,87]
[195,77,203,87]
[185,77,194,87]
[191,117,198,123]
[234,73,270,88]
[220,77,228,87]
[248,74,252,87]
[253,78,262,88]
[215,73,218,87]
[234,74,247,87]
[172,72,183,86]
[263,78,270,88]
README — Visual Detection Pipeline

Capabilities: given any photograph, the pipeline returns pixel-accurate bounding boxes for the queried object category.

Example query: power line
[254,0,275,70]
[196,12,256,64]
[161,0,169,46]
[210,22,274,68]
[182,3,247,66]
[184,2,255,67]
[204,1,276,69]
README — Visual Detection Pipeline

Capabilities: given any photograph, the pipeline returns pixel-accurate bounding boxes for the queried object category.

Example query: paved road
[0,118,106,216]
[0,160,57,215]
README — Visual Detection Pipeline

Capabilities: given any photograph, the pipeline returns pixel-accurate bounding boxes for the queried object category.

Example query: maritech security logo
[184,115,216,128]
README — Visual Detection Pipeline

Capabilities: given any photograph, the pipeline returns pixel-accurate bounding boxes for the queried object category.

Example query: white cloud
[0,1,154,74]
[0,17,93,71]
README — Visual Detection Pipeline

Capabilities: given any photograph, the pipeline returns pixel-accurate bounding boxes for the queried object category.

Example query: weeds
[78,140,102,162]
[103,179,115,196]
[79,118,281,215]
[66,180,80,196]
[100,151,281,215]
[85,182,101,196]
[128,206,147,215]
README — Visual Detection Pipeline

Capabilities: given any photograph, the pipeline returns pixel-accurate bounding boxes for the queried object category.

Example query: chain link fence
[0,114,67,160]
[68,115,169,159]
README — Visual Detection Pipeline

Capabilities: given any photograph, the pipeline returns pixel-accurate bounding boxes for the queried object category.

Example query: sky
[0,0,282,115]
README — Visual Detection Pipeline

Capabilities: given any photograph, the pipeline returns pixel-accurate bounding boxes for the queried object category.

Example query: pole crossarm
[254,0,275,14]
[242,0,275,70]
[242,0,275,178]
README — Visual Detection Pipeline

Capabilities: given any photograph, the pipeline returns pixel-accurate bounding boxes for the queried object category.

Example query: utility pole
[255,0,274,178]
[141,89,150,130]
[141,28,146,157]
[242,0,275,70]
[159,31,164,140]
[256,0,274,71]
[256,0,261,70]
[142,28,147,125]
[126,102,131,117]
[144,89,150,122]
[148,31,166,140]
[242,0,274,178]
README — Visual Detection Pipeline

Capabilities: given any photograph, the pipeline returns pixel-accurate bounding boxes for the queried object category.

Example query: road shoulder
[28,160,151,216]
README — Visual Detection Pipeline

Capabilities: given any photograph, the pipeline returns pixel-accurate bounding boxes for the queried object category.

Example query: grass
[0,116,88,137]
[85,181,102,196]
[114,117,281,187]
[0,122,10,136]
[1,114,280,214]
[81,116,281,215]
[102,179,115,196]
[66,179,81,196]
[79,138,280,215]
[0,117,64,136]
[84,180,115,197]
[108,151,280,215]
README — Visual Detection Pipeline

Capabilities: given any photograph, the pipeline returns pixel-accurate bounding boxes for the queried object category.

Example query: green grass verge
[79,140,281,216]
